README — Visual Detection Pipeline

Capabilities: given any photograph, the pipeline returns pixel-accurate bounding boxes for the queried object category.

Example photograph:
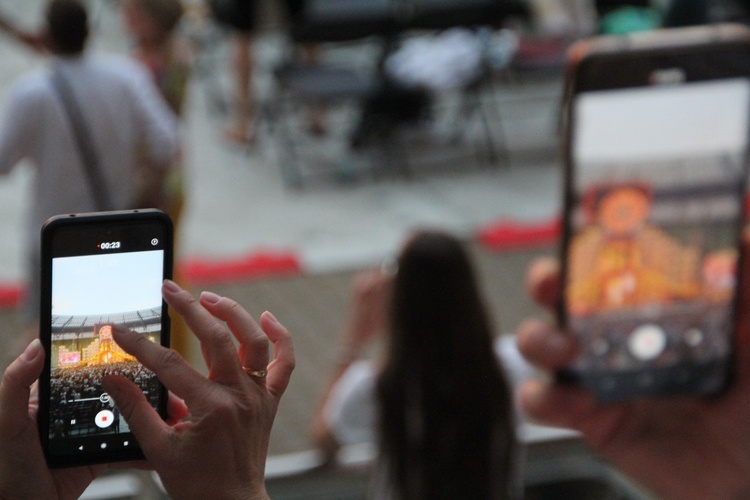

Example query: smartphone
[38,209,173,467]
[558,25,750,402]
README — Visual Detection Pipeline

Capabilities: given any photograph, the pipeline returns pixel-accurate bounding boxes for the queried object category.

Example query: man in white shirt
[0,0,179,325]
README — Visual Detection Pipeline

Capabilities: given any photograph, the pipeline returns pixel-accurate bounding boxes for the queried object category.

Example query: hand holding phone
[1,279,296,498]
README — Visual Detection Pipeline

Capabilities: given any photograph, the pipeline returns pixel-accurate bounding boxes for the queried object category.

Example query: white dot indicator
[628,324,667,361]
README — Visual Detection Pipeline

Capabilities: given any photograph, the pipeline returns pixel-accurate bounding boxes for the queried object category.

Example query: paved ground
[0,1,569,497]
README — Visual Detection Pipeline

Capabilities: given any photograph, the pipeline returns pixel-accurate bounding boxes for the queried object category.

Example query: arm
[516,249,750,499]
[0,13,45,52]
[310,269,390,461]
[0,80,38,175]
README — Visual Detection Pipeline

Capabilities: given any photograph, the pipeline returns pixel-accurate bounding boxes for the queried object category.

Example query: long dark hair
[376,231,516,499]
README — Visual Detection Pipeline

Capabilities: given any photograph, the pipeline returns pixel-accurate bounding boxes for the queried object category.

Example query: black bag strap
[51,68,113,211]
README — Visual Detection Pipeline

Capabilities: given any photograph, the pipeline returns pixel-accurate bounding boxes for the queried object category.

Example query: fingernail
[200,290,222,305]
[23,338,43,362]
[163,279,181,293]
[263,310,279,325]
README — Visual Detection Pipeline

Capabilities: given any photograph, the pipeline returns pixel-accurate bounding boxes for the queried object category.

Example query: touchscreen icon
[95,410,115,429]
[628,324,667,361]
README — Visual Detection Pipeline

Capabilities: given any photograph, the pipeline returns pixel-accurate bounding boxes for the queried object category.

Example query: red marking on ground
[477,216,560,251]
[179,250,303,285]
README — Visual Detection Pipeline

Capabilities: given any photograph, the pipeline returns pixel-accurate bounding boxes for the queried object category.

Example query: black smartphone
[38,209,173,467]
[558,25,750,402]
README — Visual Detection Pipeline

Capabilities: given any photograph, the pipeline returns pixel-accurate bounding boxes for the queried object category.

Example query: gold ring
[242,366,268,379]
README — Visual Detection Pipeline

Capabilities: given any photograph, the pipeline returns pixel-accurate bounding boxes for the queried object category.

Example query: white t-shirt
[0,53,179,247]
[324,335,536,445]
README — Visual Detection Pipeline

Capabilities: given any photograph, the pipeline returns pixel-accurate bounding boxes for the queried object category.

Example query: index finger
[111,326,210,412]
[517,317,577,370]
[162,281,241,383]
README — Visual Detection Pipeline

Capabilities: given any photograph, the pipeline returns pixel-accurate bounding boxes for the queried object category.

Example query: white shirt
[0,53,179,246]
[324,335,536,445]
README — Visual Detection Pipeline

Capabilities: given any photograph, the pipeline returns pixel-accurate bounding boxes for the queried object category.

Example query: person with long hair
[312,230,524,499]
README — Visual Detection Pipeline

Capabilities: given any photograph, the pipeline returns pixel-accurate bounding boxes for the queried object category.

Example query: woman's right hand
[104,280,295,500]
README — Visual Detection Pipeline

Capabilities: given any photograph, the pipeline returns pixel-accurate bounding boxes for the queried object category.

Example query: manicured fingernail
[200,290,221,305]
[263,310,279,325]
[23,338,43,362]
[163,279,181,293]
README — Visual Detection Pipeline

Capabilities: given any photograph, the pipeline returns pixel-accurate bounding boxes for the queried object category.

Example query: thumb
[0,339,45,426]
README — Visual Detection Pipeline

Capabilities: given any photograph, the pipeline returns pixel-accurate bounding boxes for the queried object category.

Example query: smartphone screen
[561,46,750,400]
[39,210,172,466]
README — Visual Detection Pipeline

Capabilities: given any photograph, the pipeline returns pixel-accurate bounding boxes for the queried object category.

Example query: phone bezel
[38,209,173,467]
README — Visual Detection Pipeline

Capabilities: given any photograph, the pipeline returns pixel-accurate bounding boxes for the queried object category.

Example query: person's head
[377,230,516,499]
[122,0,183,45]
[387,230,493,367]
[45,0,89,55]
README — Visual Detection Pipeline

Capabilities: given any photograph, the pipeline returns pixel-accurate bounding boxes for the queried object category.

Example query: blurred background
[3,0,736,497]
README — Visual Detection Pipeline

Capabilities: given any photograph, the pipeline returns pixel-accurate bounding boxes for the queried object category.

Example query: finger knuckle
[156,347,184,369]
[208,324,234,350]
[223,298,242,313]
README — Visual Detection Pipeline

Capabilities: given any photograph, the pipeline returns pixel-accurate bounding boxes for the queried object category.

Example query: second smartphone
[558,25,750,401]
[38,209,173,466]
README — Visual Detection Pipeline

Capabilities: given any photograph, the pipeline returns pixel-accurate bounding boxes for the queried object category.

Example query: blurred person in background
[312,230,529,499]
[121,0,190,221]
[207,0,259,144]
[280,0,326,135]
[0,279,295,499]
[121,0,194,357]
[0,0,178,332]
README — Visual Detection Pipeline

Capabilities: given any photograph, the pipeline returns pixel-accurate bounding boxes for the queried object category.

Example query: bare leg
[301,43,326,136]
[224,32,256,143]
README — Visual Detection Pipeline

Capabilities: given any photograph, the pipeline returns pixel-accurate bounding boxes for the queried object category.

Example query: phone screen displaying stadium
[39,212,171,466]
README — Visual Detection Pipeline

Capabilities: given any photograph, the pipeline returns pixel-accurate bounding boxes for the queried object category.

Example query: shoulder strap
[51,69,113,211]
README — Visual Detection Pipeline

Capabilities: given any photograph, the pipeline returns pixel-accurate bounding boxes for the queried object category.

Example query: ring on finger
[242,366,268,379]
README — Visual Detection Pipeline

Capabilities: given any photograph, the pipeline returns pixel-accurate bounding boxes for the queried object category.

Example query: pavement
[0,1,569,497]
